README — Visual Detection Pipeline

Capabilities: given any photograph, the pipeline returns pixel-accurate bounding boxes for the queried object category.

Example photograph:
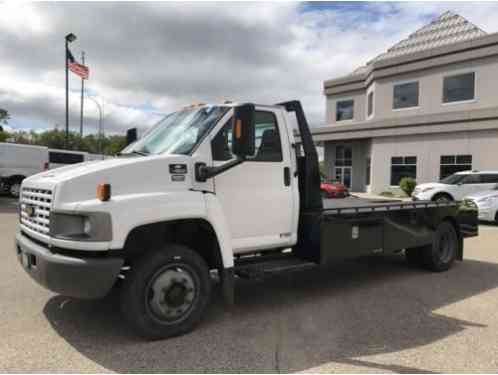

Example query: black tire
[120,244,212,340]
[432,193,453,203]
[9,180,22,198]
[405,247,424,267]
[422,221,458,272]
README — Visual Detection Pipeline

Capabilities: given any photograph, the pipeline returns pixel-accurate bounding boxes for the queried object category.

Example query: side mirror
[231,104,255,158]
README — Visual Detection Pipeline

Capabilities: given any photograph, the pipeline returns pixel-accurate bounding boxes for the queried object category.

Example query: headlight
[50,212,112,241]
[477,196,498,203]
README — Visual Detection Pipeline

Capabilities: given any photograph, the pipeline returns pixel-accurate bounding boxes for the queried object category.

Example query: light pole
[65,32,77,148]
[86,96,104,155]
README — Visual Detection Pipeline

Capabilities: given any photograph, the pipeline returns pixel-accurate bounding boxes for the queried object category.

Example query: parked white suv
[465,189,498,223]
[412,171,498,202]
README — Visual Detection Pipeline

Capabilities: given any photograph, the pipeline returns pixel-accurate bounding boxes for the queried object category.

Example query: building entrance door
[335,166,352,189]
[335,145,353,189]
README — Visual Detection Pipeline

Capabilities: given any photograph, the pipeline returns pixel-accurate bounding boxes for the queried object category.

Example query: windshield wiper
[131,150,149,156]
[118,150,149,157]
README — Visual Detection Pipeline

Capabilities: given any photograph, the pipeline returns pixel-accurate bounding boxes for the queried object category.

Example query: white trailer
[0,142,48,197]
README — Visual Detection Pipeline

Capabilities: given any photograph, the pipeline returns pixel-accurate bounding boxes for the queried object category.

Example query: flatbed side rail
[321,201,457,215]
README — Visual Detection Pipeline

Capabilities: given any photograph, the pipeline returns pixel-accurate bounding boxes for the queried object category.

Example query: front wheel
[422,221,458,272]
[432,193,453,204]
[120,244,212,339]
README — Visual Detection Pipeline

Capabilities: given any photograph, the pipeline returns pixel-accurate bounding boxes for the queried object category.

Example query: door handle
[284,167,291,186]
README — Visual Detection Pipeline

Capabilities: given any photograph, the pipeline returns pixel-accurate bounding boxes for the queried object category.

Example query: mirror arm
[195,157,245,182]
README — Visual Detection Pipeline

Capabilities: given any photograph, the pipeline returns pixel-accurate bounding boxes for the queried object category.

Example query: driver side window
[211,111,283,162]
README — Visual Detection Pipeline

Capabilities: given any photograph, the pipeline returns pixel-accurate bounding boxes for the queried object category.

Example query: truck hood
[23,154,195,205]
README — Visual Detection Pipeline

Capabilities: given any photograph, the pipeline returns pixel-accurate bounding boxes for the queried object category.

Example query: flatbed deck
[321,197,455,215]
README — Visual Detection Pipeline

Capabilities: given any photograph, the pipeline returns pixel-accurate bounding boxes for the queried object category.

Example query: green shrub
[400,177,417,197]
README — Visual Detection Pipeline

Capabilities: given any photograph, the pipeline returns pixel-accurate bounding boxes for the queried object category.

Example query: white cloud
[1,2,498,135]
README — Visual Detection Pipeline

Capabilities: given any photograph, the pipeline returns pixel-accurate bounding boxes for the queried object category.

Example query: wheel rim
[145,264,198,324]
[438,230,454,263]
[10,183,20,197]
[436,196,449,203]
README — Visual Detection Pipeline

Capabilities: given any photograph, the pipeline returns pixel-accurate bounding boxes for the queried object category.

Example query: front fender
[73,190,234,268]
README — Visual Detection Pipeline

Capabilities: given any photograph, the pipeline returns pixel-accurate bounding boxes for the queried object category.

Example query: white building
[314,11,498,193]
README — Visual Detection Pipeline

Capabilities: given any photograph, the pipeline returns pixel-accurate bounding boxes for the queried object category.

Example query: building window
[391,156,417,185]
[367,92,374,117]
[393,81,419,109]
[440,155,472,179]
[366,157,371,186]
[336,100,354,121]
[443,72,475,103]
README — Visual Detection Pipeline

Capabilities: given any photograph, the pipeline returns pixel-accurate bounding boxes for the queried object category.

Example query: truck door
[210,109,296,253]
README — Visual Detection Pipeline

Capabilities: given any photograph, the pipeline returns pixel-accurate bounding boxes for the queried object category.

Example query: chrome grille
[20,187,53,235]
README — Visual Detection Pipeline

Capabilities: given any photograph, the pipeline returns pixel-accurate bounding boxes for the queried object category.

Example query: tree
[400,177,417,197]
[0,126,8,142]
[0,123,127,155]
[0,108,9,124]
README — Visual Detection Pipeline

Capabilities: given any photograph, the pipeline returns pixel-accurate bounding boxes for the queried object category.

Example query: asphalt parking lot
[1,197,498,373]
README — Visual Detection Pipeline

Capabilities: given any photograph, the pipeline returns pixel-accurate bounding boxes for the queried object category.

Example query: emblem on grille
[23,204,36,217]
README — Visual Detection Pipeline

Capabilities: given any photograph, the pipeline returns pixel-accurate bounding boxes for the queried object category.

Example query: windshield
[121,106,228,156]
[440,173,467,184]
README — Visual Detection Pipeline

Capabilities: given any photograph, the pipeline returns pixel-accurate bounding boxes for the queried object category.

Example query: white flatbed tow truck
[15,101,478,339]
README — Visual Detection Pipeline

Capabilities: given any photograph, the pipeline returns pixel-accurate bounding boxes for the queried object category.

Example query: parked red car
[320,179,349,198]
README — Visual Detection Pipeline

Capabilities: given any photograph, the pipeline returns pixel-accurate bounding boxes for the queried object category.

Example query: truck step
[234,254,316,280]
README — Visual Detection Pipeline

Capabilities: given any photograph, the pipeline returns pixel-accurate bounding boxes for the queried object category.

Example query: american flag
[67,48,89,80]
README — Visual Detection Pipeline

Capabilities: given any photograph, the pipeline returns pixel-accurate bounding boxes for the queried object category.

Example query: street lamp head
[65,33,77,43]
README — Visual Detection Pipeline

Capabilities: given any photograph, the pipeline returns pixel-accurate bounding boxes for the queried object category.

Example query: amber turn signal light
[234,119,242,139]
[97,183,111,201]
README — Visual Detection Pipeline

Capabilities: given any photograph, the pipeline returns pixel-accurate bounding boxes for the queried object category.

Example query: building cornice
[297,106,498,142]
[324,33,498,96]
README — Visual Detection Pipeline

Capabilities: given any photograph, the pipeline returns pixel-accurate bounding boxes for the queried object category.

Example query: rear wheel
[422,221,458,272]
[120,244,212,339]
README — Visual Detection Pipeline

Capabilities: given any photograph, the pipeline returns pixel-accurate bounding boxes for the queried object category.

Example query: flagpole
[65,38,69,148]
[79,51,85,138]
[64,33,77,149]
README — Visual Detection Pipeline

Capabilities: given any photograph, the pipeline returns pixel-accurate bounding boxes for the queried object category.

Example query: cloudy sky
[1,2,498,135]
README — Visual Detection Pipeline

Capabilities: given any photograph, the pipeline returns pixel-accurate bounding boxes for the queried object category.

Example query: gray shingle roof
[349,11,487,76]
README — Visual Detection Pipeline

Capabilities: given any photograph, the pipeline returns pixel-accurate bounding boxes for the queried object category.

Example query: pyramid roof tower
[350,11,487,76]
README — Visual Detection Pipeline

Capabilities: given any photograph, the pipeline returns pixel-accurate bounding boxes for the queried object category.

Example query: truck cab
[15,101,477,339]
